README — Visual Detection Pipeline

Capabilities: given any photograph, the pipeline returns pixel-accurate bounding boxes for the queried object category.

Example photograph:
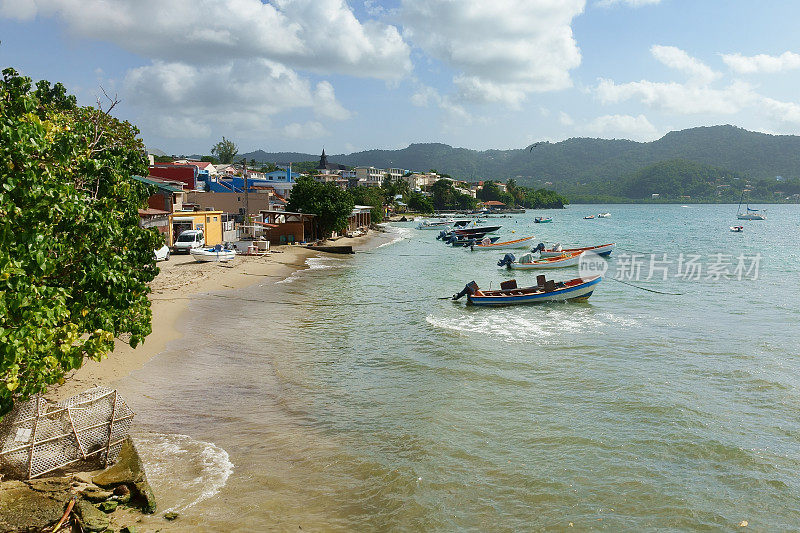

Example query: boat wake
[426,308,638,344]
[134,433,234,513]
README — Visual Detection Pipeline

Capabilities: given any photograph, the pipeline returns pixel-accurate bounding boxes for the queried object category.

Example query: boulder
[93,436,157,513]
[75,499,110,532]
[98,500,118,513]
[0,480,66,533]
[80,486,114,502]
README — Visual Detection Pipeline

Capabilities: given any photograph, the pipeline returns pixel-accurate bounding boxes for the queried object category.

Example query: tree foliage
[349,186,384,223]
[0,68,161,414]
[287,176,354,237]
[211,136,238,164]
[430,179,477,210]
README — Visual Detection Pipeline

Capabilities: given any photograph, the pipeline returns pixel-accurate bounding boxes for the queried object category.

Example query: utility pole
[243,159,249,222]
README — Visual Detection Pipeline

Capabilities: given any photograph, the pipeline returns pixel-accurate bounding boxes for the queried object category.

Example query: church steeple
[318,148,328,170]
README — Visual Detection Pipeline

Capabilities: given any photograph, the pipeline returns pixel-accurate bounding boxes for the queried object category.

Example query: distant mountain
[238,125,800,188]
[146,147,167,157]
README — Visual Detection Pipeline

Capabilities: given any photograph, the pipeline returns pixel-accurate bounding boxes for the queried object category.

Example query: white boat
[730,225,744,232]
[470,235,535,250]
[498,251,583,270]
[190,245,236,262]
[597,212,611,218]
[538,243,615,258]
[736,191,766,220]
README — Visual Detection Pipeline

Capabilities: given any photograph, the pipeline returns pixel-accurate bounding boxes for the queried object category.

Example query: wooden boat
[306,244,355,254]
[452,275,602,306]
[470,236,535,250]
[537,242,615,258]
[191,245,236,262]
[498,251,583,270]
[534,217,552,223]
[583,215,595,219]
[730,226,744,232]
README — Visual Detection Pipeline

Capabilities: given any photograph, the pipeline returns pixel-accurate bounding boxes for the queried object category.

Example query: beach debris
[0,387,133,479]
[0,387,134,480]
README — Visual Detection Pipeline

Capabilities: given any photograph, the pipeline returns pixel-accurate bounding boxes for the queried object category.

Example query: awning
[171,216,196,222]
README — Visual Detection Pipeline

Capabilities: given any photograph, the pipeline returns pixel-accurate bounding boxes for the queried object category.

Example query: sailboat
[737,191,766,220]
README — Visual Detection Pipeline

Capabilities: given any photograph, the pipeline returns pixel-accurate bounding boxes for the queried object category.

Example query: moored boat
[583,215,595,219]
[470,236,535,250]
[536,242,615,258]
[736,191,766,220]
[454,225,501,236]
[452,275,602,306]
[190,245,236,262]
[451,236,500,247]
[730,225,744,232]
[534,217,553,223]
[597,212,611,218]
[498,251,583,270]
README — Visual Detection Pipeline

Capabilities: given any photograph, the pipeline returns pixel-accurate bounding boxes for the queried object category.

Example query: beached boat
[583,215,595,219]
[536,242,615,258]
[730,225,744,232]
[470,236,535,250]
[190,245,236,262]
[597,212,611,218]
[534,217,552,223]
[452,275,602,306]
[498,251,583,270]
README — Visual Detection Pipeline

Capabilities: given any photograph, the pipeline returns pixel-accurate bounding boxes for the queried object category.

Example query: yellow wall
[168,211,224,246]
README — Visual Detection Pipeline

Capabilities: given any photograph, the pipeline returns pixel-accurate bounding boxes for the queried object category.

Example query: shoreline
[47,228,392,402]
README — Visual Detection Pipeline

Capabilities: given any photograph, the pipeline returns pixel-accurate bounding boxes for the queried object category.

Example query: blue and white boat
[452,275,602,306]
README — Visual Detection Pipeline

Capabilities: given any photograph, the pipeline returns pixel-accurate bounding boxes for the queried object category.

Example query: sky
[2,0,800,156]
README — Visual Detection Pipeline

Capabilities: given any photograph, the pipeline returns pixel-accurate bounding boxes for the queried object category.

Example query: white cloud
[760,97,800,125]
[721,51,800,74]
[559,111,574,125]
[0,0,412,80]
[283,121,328,139]
[400,0,584,105]
[651,45,720,84]
[583,113,658,139]
[596,0,660,7]
[596,78,757,114]
[123,59,349,138]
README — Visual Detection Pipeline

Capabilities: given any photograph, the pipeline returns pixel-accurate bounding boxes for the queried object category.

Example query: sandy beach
[47,230,389,402]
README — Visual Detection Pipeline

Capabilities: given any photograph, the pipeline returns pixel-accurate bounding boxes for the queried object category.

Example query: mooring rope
[609,277,684,295]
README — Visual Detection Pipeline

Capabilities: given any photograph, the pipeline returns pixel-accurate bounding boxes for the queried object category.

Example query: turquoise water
[119,204,800,531]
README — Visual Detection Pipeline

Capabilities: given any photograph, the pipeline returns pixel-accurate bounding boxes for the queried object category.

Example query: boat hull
[190,248,236,262]
[539,243,614,258]
[467,276,602,306]
[737,213,766,220]
[509,252,582,269]
[471,236,534,250]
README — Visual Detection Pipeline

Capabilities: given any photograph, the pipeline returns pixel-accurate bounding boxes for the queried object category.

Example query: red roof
[484,200,506,206]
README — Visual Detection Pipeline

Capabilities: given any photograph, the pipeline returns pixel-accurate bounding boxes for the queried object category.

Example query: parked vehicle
[154,244,170,261]
[172,230,205,253]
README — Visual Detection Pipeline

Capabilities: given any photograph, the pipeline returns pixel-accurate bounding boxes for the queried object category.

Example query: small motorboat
[454,225,501,236]
[583,215,595,219]
[452,275,602,306]
[730,225,744,232]
[597,212,611,218]
[498,251,583,270]
[451,236,499,247]
[470,236,535,251]
[534,217,553,223]
[190,244,236,262]
[536,242,615,258]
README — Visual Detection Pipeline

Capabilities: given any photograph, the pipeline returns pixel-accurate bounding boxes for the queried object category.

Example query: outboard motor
[437,230,447,240]
[497,253,516,268]
[452,281,479,300]
[531,242,545,254]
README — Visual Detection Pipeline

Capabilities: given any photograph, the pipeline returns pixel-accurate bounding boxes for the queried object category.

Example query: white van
[173,230,205,253]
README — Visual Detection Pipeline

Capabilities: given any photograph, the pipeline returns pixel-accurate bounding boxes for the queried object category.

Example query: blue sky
[2,0,800,156]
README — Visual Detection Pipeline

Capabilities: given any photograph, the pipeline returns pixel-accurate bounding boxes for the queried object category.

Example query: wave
[134,432,234,513]
[376,225,414,248]
[425,308,638,344]
[278,256,345,283]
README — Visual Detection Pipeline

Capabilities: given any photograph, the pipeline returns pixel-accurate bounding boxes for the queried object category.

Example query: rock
[164,512,179,521]
[98,500,119,513]
[73,471,96,484]
[75,499,110,532]
[81,487,114,502]
[93,436,157,514]
[120,527,138,533]
[0,480,66,533]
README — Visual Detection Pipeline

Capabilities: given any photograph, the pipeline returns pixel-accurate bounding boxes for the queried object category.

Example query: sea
[115,204,800,531]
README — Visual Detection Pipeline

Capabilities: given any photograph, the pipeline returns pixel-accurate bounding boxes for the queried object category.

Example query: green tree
[287,176,354,237]
[430,179,477,211]
[211,136,238,164]
[0,68,161,414]
[407,192,434,213]
[349,186,384,223]
[200,155,219,165]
